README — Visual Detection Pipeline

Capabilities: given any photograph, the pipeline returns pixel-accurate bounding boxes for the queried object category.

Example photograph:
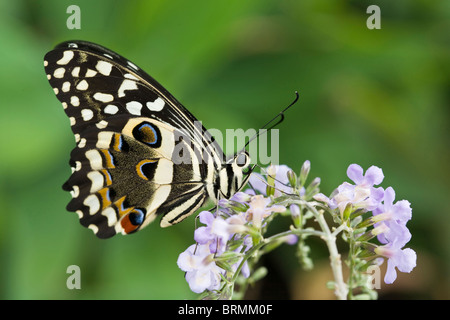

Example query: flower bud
[357,224,389,242]
[287,170,297,188]
[266,185,275,197]
[305,177,321,198]
[299,160,311,186]
[228,200,249,212]
[290,204,301,228]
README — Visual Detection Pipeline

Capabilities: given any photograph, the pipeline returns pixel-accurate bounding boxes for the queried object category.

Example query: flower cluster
[177,188,291,295]
[315,164,416,284]
[177,161,417,299]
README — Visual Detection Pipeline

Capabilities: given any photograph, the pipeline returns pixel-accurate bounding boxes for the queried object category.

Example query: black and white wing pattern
[44,40,230,238]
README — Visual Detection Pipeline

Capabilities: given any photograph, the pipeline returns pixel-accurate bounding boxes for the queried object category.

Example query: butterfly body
[44,41,250,238]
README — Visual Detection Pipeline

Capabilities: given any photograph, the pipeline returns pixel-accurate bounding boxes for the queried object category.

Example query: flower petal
[364,166,384,185]
[397,248,417,273]
[384,258,398,284]
[392,200,412,223]
[177,244,198,272]
[248,172,268,195]
[198,211,214,225]
[383,187,396,206]
[347,164,364,184]
[194,226,213,244]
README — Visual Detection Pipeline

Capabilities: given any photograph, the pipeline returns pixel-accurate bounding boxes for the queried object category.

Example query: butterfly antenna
[243,91,299,151]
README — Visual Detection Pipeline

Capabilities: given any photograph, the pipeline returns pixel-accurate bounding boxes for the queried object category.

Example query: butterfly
[44,40,253,238]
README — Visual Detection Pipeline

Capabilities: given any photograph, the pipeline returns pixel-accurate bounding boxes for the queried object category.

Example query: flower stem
[309,205,348,300]
[280,199,349,299]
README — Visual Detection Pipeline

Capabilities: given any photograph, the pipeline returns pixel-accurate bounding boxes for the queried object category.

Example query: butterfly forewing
[44,40,225,238]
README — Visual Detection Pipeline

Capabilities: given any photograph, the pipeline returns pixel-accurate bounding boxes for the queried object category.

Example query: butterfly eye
[236,152,249,168]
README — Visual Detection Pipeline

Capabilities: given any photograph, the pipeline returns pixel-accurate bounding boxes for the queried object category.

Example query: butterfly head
[216,151,252,199]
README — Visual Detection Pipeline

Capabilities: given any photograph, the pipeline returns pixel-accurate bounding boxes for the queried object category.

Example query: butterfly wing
[44,40,223,238]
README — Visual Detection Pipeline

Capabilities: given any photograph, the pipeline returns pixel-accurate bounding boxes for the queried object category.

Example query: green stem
[307,205,348,300]
[230,228,322,285]
[347,235,355,299]
[279,199,349,300]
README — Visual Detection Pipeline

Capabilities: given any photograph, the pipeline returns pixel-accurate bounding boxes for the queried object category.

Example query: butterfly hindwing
[44,41,224,238]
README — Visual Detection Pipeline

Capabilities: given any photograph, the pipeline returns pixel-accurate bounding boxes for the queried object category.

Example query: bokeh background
[0,0,448,299]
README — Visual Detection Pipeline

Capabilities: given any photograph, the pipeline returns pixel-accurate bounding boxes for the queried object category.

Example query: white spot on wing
[86,150,103,170]
[124,73,139,80]
[126,101,142,115]
[70,185,80,198]
[85,69,97,77]
[84,195,100,215]
[81,109,94,121]
[146,97,165,111]
[102,207,118,227]
[104,104,119,114]
[76,210,83,219]
[127,61,139,70]
[70,96,80,106]
[88,224,99,234]
[118,79,138,97]
[96,120,108,129]
[78,138,86,148]
[71,66,80,77]
[62,81,71,92]
[96,132,114,148]
[87,171,104,193]
[93,92,114,103]
[96,60,113,76]
[53,67,65,78]
[76,80,89,90]
[57,51,75,65]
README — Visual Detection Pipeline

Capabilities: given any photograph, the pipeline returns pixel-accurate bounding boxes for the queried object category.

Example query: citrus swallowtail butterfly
[44,40,252,238]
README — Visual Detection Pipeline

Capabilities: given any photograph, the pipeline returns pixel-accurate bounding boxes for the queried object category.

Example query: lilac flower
[247,164,295,197]
[367,186,416,283]
[246,195,286,229]
[372,187,412,244]
[177,243,224,293]
[195,210,248,253]
[315,164,384,216]
[246,164,300,216]
[375,240,417,284]
[194,211,230,254]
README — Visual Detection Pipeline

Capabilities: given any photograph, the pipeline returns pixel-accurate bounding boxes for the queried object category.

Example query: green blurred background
[0,0,448,299]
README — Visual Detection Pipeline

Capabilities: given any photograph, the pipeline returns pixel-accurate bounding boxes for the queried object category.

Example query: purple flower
[246,195,286,229]
[375,241,417,284]
[247,164,295,197]
[246,164,300,217]
[372,187,412,244]
[194,211,247,254]
[177,243,224,293]
[194,211,228,253]
[314,164,384,216]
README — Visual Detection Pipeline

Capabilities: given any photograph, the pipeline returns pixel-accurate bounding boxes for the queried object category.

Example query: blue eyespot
[132,122,161,148]
[129,209,145,226]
